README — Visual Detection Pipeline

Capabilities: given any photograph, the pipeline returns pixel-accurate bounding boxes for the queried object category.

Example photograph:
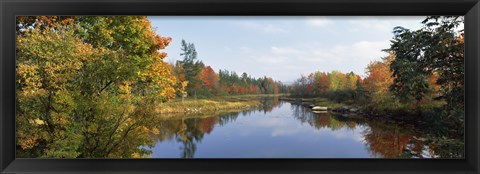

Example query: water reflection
[148,97,458,158]
[152,111,256,158]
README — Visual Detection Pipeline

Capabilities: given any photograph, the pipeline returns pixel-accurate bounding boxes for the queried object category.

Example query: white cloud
[246,40,389,81]
[267,40,387,63]
[306,16,333,27]
[351,41,389,59]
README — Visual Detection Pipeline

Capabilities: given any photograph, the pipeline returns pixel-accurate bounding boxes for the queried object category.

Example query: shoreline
[156,94,285,115]
[280,96,425,123]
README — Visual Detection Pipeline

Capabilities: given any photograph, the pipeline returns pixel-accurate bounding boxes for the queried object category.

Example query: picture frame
[1,0,479,173]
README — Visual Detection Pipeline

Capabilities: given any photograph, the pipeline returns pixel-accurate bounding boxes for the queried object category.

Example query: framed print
[1,0,479,173]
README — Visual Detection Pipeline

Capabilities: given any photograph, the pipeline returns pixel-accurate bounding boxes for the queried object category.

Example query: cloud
[246,40,389,81]
[351,41,389,58]
[306,16,333,27]
[237,21,288,34]
[266,40,388,63]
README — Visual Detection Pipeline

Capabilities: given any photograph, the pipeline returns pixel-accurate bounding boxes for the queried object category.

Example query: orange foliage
[364,58,394,94]
[316,72,330,92]
[201,66,219,92]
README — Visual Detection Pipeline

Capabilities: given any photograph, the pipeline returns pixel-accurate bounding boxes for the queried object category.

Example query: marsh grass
[156,94,285,115]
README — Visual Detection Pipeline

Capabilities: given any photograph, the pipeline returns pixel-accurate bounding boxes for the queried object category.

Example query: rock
[312,106,328,111]
[312,110,328,114]
[349,108,358,113]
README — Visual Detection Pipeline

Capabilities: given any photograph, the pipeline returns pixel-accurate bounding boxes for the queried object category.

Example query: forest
[15,16,464,158]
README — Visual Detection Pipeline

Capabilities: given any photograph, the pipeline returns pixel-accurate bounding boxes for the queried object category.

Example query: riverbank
[280,96,424,123]
[149,96,463,158]
[157,94,286,115]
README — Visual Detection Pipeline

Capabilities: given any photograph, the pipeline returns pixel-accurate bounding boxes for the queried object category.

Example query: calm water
[147,97,438,158]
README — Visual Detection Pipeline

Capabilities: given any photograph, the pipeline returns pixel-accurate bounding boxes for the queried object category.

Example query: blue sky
[148,16,427,84]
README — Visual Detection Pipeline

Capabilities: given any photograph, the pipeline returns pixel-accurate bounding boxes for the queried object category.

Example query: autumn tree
[201,66,219,94]
[16,16,176,158]
[315,72,330,92]
[16,22,91,157]
[364,54,394,94]
[361,53,398,109]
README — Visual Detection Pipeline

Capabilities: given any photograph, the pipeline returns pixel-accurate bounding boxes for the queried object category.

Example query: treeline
[290,16,464,139]
[169,39,287,99]
[290,70,362,102]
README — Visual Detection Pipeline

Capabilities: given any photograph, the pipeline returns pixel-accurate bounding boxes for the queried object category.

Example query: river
[146,97,444,158]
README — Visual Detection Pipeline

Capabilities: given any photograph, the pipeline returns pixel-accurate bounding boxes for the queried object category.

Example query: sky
[148,16,427,84]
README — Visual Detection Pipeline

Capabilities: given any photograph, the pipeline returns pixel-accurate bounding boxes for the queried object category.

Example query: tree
[316,72,330,92]
[364,54,395,95]
[16,16,177,158]
[177,39,205,98]
[201,66,219,93]
[16,22,91,157]
[361,54,397,108]
[386,16,464,135]
[346,72,359,90]
[328,71,341,90]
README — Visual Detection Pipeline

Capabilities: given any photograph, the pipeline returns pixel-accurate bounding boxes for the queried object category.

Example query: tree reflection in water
[151,97,462,158]
[151,97,282,158]
[288,102,454,158]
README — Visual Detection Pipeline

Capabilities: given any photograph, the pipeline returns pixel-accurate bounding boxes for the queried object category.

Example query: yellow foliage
[151,128,160,135]
[16,16,177,158]
[33,118,46,125]
[131,153,141,158]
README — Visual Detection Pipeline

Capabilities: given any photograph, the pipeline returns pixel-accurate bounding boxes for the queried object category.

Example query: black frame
[1,0,479,173]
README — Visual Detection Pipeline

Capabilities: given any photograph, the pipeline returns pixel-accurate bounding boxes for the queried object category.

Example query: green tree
[177,39,205,98]
[386,16,464,136]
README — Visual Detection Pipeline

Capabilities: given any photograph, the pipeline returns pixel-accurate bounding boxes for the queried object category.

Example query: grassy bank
[156,94,285,115]
[280,96,346,109]
[156,108,254,119]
